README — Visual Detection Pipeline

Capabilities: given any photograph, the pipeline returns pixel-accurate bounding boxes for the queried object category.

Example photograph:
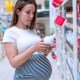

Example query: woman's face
[17,4,35,27]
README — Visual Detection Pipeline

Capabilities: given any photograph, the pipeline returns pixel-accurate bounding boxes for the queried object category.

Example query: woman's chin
[26,22,31,26]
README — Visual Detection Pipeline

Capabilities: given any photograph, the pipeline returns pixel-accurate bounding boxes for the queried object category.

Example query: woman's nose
[29,13,34,19]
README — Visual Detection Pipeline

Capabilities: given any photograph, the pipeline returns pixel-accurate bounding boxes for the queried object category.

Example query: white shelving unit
[50,0,78,80]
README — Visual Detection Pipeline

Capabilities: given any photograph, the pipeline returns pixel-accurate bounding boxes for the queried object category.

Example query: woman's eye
[26,11,30,14]
[25,11,35,15]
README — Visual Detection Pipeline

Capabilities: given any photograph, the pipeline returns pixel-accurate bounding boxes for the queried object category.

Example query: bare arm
[3,42,36,68]
[3,40,52,68]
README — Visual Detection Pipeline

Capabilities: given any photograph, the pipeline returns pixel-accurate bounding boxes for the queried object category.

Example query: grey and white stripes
[14,54,52,80]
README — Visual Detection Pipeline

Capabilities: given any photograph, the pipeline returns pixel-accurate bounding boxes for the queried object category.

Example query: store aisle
[47,53,59,80]
[0,57,15,80]
[0,53,59,80]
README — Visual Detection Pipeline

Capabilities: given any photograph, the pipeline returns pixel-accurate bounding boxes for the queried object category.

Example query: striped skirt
[14,53,52,80]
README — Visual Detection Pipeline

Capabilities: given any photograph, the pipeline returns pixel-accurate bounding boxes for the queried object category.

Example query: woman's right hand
[33,40,52,54]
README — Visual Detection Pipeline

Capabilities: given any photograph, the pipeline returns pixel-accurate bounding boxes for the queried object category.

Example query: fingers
[37,40,51,46]
[42,49,49,53]
[50,43,56,49]
[42,50,50,56]
[42,47,52,51]
[41,44,52,53]
[35,40,52,52]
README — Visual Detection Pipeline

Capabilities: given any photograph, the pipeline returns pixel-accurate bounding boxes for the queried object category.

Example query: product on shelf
[52,0,63,7]
[77,1,80,26]
[77,1,80,13]
[51,50,57,59]
[54,15,67,28]
[78,38,80,54]
[78,38,80,45]
[52,0,68,8]
[5,0,13,13]
[65,6,73,14]
[65,22,73,29]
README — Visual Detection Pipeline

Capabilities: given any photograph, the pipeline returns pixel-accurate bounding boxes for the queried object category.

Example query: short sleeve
[3,29,17,43]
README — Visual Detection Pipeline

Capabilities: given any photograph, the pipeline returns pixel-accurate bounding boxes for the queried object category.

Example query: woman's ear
[16,9,20,15]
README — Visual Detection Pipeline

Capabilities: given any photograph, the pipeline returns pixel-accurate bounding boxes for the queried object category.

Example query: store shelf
[66,60,74,80]
[50,0,78,80]
[78,33,80,37]
[78,26,80,34]
[37,17,49,20]
[66,40,73,58]
[65,48,74,79]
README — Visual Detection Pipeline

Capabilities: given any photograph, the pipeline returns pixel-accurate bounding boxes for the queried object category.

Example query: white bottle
[43,34,55,45]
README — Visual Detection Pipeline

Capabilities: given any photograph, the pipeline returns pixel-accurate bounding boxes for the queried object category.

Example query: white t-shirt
[3,26,41,54]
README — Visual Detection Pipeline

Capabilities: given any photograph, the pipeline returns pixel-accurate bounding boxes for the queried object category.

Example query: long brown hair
[10,0,37,30]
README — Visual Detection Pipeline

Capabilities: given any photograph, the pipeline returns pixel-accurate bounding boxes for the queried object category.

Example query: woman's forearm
[10,46,36,68]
